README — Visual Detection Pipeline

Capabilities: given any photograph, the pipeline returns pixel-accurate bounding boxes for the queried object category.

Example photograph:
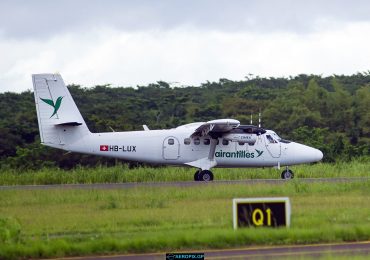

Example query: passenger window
[184,138,191,145]
[194,138,200,145]
[168,138,175,145]
[222,139,229,145]
[238,142,244,146]
[204,139,210,145]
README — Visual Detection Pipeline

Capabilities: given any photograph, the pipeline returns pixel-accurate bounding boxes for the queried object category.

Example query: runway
[61,241,370,259]
[2,178,369,259]
[0,177,368,190]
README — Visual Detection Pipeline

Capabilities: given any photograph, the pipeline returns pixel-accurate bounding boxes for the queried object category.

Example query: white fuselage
[58,123,323,168]
[31,74,323,175]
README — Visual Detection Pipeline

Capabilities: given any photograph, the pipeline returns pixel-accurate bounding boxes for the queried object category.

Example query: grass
[0,158,369,185]
[0,180,369,259]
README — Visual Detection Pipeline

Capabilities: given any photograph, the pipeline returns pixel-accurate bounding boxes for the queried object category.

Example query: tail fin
[32,74,90,149]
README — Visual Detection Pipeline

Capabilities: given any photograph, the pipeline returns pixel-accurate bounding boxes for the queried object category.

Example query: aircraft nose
[304,146,323,162]
[288,143,324,164]
[313,148,323,161]
[310,147,324,162]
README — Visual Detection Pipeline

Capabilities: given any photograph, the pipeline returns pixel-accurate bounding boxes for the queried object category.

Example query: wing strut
[185,137,218,170]
[208,138,218,160]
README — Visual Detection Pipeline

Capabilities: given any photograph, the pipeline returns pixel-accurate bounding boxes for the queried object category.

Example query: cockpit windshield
[266,134,278,143]
[270,131,291,144]
[271,132,281,140]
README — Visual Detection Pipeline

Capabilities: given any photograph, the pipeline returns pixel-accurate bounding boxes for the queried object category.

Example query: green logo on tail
[40,96,63,118]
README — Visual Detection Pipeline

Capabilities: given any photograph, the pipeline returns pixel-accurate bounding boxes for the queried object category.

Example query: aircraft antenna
[258,110,261,128]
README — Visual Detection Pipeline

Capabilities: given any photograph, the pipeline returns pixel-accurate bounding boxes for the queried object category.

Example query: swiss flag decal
[100,145,108,151]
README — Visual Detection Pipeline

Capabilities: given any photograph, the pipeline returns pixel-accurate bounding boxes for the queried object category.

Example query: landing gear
[281,167,294,179]
[194,169,214,182]
[200,170,214,181]
[194,170,201,181]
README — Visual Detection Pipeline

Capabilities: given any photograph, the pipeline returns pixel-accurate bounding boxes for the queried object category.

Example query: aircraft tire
[281,169,294,179]
[199,170,214,182]
[194,170,201,181]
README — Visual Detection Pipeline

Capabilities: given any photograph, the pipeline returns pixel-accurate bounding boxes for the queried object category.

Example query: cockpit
[266,134,278,143]
[266,131,291,144]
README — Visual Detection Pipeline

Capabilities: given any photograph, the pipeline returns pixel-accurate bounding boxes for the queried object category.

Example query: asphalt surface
[61,241,370,259]
[0,177,369,190]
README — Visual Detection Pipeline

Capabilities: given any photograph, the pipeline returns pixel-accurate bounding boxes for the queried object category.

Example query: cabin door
[163,136,180,160]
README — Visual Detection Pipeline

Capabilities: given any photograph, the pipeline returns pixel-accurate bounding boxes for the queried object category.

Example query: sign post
[233,197,291,229]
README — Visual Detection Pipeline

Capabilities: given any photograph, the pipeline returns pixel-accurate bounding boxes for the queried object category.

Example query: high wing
[190,119,240,138]
[186,119,240,171]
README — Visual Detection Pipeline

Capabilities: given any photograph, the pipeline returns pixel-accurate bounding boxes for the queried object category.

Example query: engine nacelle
[223,133,257,144]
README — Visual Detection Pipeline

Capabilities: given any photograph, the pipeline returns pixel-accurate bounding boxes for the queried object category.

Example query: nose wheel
[281,168,294,179]
[194,169,214,181]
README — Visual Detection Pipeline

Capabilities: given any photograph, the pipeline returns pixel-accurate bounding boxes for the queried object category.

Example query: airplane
[32,74,323,181]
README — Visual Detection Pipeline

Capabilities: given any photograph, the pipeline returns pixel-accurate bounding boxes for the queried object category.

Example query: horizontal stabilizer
[56,122,82,126]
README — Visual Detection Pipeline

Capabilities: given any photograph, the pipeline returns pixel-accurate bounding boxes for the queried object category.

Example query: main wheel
[194,170,201,181]
[199,170,214,182]
[281,169,294,179]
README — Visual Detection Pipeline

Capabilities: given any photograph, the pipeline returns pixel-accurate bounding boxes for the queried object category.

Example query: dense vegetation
[0,73,369,169]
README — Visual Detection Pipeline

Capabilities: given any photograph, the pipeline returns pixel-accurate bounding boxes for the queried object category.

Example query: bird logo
[255,149,264,157]
[40,96,63,118]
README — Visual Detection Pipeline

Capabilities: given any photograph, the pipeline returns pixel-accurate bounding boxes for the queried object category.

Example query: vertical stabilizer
[32,74,90,148]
